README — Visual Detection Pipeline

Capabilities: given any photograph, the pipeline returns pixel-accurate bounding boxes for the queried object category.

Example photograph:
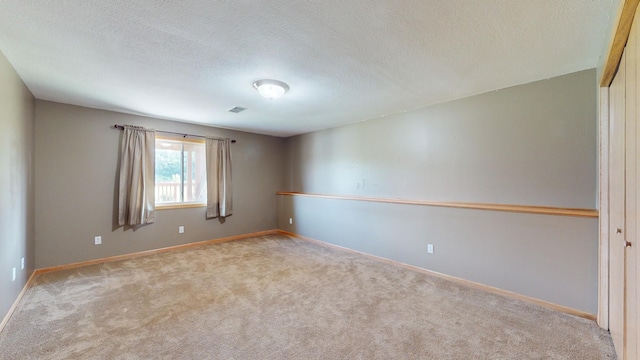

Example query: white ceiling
[0,1,614,137]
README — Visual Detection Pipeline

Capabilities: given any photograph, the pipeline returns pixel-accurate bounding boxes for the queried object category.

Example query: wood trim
[155,134,205,144]
[0,270,38,334]
[156,203,206,210]
[636,21,640,354]
[278,230,596,321]
[35,229,279,275]
[598,87,611,329]
[600,0,640,87]
[276,192,599,218]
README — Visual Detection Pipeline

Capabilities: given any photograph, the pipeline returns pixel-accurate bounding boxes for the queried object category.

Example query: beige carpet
[0,234,616,359]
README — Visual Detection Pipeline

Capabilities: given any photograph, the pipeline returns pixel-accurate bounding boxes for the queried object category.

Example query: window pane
[155,138,206,206]
[155,140,182,204]
[183,142,207,203]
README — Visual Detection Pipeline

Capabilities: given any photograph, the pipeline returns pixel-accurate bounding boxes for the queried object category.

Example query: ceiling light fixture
[252,79,289,99]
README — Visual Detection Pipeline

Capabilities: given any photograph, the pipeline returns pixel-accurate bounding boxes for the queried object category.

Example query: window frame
[154,135,207,210]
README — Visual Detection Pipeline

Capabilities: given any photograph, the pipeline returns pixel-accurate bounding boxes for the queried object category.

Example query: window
[155,136,206,208]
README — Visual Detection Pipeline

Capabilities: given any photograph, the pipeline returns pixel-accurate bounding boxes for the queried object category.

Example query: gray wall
[35,101,285,268]
[0,51,35,320]
[278,69,599,313]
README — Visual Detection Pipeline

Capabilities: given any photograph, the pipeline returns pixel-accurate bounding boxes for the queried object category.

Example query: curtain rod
[112,125,236,143]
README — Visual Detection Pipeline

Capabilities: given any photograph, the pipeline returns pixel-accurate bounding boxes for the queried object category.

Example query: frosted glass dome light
[253,79,289,99]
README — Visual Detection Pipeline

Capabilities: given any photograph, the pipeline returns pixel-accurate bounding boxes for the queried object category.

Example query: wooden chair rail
[276,192,598,218]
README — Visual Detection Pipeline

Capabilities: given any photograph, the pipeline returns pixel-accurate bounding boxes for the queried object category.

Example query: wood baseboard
[4,229,594,337]
[0,270,38,335]
[35,229,279,275]
[278,230,596,321]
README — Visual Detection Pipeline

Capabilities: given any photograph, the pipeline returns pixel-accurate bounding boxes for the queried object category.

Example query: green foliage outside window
[155,148,181,182]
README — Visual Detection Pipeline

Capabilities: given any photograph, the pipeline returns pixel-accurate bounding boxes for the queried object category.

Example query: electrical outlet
[21,257,24,270]
[289,218,293,225]
[179,226,185,234]
[12,267,16,281]
[427,244,434,254]
[94,236,102,245]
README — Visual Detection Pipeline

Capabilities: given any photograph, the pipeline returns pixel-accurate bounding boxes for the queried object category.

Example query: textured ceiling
[0,1,614,137]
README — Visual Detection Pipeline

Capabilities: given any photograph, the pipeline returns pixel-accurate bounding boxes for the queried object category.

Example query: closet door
[624,14,638,360]
[609,14,640,358]
[609,45,627,358]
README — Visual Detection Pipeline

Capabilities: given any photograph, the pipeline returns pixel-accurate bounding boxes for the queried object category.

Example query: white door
[625,14,638,359]
[608,18,640,357]
[609,44,627,358]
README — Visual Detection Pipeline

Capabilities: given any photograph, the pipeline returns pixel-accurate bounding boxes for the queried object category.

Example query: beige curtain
[118,126,156,226]
[206,138,233,218]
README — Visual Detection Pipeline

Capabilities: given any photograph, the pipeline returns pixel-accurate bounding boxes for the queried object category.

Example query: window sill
[156,203,206,210]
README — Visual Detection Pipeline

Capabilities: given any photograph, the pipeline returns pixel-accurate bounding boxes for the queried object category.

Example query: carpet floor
[0,234,616,359]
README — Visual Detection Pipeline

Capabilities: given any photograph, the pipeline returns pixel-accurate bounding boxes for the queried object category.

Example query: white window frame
[154,135,207,209]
